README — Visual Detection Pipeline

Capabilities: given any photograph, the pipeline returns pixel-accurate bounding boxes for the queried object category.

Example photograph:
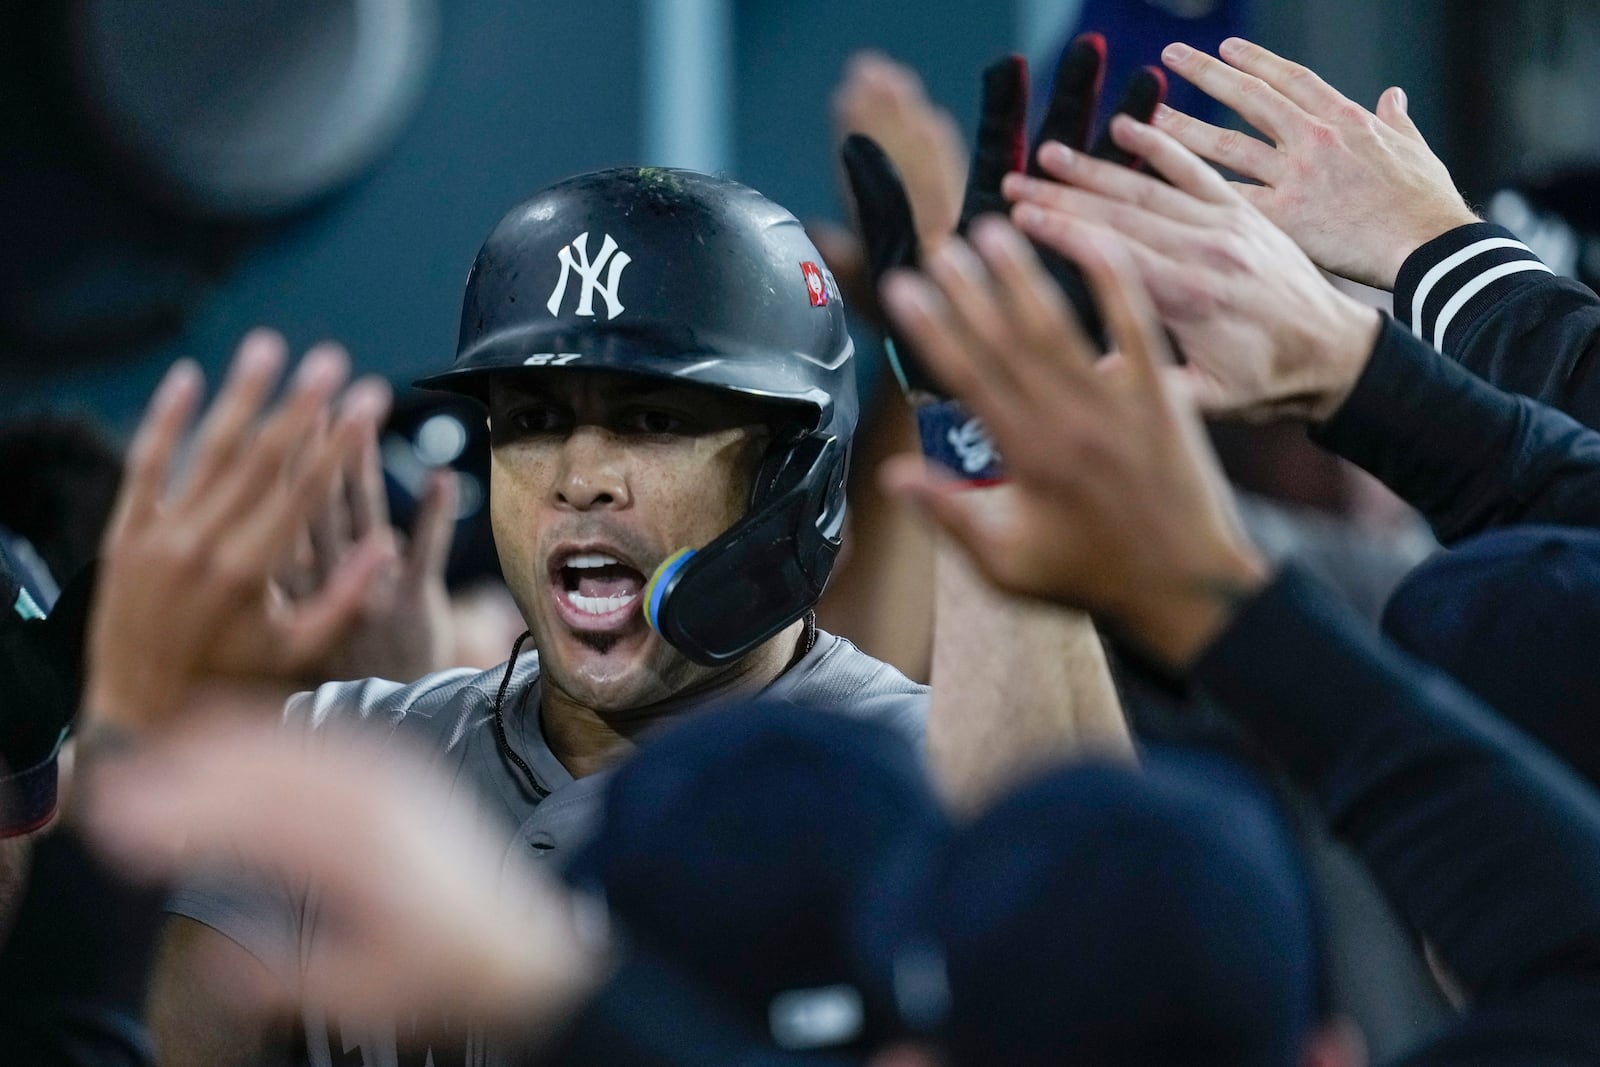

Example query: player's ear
[1302,1016,1368,1067]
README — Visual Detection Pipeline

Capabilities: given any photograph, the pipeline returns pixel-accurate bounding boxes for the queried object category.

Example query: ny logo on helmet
[547,232,632,320]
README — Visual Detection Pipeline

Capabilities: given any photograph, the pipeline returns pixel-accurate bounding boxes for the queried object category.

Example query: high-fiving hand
[879,217,1267,668]
[84,330,395,733]
[287,428,458,685]
[1151,38,1479,290]
[1003,115,1383,423]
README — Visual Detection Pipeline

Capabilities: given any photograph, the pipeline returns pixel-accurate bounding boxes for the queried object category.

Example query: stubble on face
[487,372,777,722]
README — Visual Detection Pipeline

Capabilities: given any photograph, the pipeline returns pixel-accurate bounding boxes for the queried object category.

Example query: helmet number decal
[547,232,631,320]
[523,352,584,367]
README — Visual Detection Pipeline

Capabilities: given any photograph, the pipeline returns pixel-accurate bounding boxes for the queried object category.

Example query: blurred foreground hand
[79,708,605,1031]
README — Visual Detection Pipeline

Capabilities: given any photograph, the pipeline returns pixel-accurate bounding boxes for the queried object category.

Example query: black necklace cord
[491,630,549,799]
[492,611,817,802]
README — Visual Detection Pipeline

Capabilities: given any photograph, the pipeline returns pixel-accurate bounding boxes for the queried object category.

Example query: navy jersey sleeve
[1395,222,1600,429]
[1191,568,1600,1061]
[1309,314,1600,542]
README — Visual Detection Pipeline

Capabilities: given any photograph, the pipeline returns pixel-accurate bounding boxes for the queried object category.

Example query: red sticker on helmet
[800,261,828,307]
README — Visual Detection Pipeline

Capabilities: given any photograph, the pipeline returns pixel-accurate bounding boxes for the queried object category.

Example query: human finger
[344,390,390,544]
[182,329,289,499]
[1150,103,1280,183]
[1089,65,1168,167]
[1073,229,1179,395]
[1214,37,1351,121]
[1007,184,1211,260]
[1012,206,1185,309]
[405,469,458,588]
[1159,42,1302,143]
[1026,140,1217,222]
[307,456,352,587]
[1104,117,1238,205]
[923,239,1085,430]
[923,239,1019,364]
[248,379,392,573]
[1164,362,1234,416]
[1375,85,1422,139]
[190,349,352,542]
[108,360,204,542]
[966,217,1096,372]
[879,455,1040,600]
[281,531,397,674]
[881,271,1016,413]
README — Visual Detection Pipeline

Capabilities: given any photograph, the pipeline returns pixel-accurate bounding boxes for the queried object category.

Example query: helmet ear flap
[647,432,847,665]
[750,419,810,509]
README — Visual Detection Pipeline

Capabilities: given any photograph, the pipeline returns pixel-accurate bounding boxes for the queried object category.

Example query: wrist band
[916,400,1005,485]
[73,719,138,764]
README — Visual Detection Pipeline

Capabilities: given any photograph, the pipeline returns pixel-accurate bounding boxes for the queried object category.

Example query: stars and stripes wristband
[884,330,1005,484]
[915,399,1005,486]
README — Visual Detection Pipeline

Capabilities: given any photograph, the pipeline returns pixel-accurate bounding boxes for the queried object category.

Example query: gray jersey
[167,629,927,1067]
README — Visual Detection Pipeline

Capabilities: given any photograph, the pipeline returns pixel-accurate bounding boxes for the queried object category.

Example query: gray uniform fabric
[166,629,927,1067]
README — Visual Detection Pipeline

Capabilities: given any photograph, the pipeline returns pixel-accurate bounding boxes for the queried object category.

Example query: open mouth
[549,549,649,632]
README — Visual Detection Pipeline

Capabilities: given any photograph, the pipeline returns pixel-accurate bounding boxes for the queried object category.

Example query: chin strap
[492,630,549,799]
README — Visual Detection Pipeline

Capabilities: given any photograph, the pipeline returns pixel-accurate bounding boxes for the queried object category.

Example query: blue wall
[3,1,642,427]
[2,0,1456,430]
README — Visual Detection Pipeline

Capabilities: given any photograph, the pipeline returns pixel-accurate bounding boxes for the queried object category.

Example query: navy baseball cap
[1383,525,1600,787]
[853,751,1322,1067]
[569,700,949,1053]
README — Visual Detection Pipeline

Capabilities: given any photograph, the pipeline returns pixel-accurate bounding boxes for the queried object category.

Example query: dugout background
[0,0,1570,426]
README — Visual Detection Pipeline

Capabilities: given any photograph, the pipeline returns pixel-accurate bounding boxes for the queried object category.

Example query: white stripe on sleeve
[1432,261,1555,352]
[1410,238,1541,339]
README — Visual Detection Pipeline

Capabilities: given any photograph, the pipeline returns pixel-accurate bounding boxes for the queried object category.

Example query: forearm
[1395,222,1600,428]
[1311,315,1600,541]
[1192,567,1600,1002]
[927,530,1130,812]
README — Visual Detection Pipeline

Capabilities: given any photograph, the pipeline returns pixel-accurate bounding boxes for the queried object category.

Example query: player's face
[487,370,772,714]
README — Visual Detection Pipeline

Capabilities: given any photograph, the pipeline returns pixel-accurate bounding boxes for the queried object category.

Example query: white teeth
[569,592,638,615]
[566,553,622,569]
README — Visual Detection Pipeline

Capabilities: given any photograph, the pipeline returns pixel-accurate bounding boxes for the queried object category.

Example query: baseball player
[145,167,1125,1066]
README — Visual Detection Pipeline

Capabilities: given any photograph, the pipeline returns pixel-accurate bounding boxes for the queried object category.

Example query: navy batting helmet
[417,168,857,665]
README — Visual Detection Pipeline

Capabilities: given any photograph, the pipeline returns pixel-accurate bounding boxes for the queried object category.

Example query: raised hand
[878,218,1267,668]
[812,52,970,330]
[833,51,968,252]
[81,710,603,1029]
[290,429,459,684]
[1152,38,1479,290]
[84,330,396,732]
[1004,115,1383,423]
[844,35,1167,374]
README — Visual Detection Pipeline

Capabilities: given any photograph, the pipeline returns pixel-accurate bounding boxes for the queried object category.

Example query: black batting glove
[842,34,1167,481]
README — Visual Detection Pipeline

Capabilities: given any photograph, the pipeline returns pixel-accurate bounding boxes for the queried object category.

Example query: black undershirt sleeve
[1192,568,1600,1061]
[1311,314,1600,542]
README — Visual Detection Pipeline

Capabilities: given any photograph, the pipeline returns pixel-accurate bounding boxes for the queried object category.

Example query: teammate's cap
[1384,525,1600,789]
[853,751,1321,1067]
[569,700,948,1053]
